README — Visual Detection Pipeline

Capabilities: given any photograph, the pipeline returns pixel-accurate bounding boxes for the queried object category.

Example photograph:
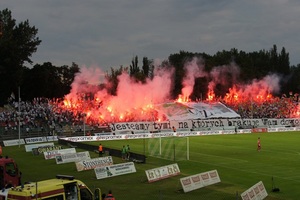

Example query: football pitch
[4,131,300,200]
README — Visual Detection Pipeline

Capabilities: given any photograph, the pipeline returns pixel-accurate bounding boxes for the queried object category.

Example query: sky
[2,0,300,71]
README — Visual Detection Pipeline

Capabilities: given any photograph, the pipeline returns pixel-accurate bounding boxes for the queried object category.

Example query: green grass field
[3,131,300,200]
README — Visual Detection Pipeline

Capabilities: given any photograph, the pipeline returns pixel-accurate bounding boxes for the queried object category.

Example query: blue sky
[2,0,300,71]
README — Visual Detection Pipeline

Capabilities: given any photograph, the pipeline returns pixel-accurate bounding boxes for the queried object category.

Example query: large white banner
[145,163,180,183]
[241,181,268,200]
[155,102,240,120]
[94,162,136,179]
[108,118,300,133]
[75,156,113,171]
[43,148,76,160]
[109,119,261,133]
[180,170,221,193]
[55,151,90,164]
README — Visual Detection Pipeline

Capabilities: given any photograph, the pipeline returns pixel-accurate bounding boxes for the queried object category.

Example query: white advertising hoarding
[55,151,90,164]
[241,181,268,200]
[75,156,113,171]
[25,142,54,152]
[94,162,136,179]
[43,148,76,160]
[25,137,48,144]
[180,169,221,193]
[145,163,180,183]
[3,139,25,147]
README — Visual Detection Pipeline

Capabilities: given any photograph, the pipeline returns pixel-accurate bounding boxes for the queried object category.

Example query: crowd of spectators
[223,94,300,119]
[0,94,300,136]
[0,97,96,136]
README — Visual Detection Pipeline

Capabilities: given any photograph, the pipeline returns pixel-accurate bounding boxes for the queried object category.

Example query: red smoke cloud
[180,58,207,102]
[56,58,285,124]
[60,64,174,123]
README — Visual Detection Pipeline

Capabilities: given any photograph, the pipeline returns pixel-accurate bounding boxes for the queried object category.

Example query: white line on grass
[191,152,249,164]
[189,158,300,183]
[191,141,300,156]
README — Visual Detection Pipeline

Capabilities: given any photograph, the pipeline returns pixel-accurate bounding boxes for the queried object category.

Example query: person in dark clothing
[104,190,115,200]
[98,144,103,157]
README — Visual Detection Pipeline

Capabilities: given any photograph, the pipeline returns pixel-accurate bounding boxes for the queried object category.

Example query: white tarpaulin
[155,102,240,120]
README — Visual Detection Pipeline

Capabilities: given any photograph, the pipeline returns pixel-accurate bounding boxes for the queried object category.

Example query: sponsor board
[43,148,76,160]
[268,127,297,132]
[25,142,54,152]
[75,156,114,171]
[241,181,268,200]
[36,145,62,154]
[180,169,221,193]
[46,135,58,141]
[145,163,180,183]
[3,139,25,147]
[25,137,48,144]
[94,162,136,179]
[55,151,90,164]
[32,145,61,156]
[60,135,124,142]
[238,129,252,134]
[252,128,267,133]
[4,136,58,147]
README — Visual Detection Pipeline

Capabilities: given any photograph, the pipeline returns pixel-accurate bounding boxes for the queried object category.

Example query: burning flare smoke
[52,58,291,124]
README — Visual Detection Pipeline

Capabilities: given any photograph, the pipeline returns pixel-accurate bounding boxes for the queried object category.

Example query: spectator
[125,145,130,160]
[121,145,126,160]
[104,190,115,200]
[172,126,176,132]
[98,144,103,157]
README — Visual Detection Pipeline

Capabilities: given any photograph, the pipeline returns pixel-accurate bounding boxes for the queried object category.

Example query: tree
[129,56,139,76]
[22,62,62,99]
[21,62,80,100]
[57,62,80,95]
[129,56,154,83]
[0,9,41,105]
[278,47,290,75]
[106,66,128,95]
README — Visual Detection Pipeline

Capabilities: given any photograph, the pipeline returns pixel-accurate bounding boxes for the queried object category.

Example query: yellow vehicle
[0,175,101,200]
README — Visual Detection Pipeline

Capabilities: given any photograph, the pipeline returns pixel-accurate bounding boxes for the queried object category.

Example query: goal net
[147,136,189,161]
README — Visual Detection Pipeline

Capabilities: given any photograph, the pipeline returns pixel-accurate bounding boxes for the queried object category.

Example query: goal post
[147,136,189,161]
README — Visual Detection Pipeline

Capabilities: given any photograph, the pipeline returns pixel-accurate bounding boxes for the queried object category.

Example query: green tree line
[1,8,300,106]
